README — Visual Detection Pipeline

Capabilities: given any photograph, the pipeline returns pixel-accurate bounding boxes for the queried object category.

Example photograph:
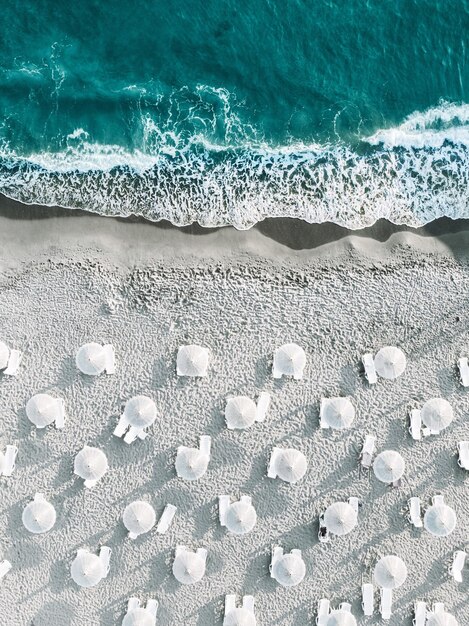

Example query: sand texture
[0,208,468,625]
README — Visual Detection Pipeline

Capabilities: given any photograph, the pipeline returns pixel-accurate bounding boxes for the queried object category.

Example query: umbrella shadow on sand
[32,600,74,626]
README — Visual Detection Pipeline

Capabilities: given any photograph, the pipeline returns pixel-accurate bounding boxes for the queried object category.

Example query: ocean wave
[0,102,468,229]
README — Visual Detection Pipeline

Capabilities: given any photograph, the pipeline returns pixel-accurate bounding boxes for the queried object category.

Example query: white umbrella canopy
[373,555,407,589]
[176,345,209,377]
[374,346,406,380]
[373,450,405,484]
[123,501,156,538]
[26,394,61,428]
[74,446,108,481]
[172,551,206,584]
[70,551,105,588]
[224,609,257,626]
[175,447,209,481]
[426,612,458,626]
[225,501,257,535]
[321,397,355,429]
[0,341,9,369]
[424,504,457,537]
[225,396,257,430]
[273,343,306,377]
[22,496,56,534]
[123,396,157,428]
[324,502,358,536]
[122,608,156,626]
[326,611,357,626]
[275,449,307,484]
[421,398,454,432]
[76,342,107,376]
[272,553,306,587]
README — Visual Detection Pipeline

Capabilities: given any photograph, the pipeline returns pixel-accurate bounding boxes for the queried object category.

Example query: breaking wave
[0,101,468,229]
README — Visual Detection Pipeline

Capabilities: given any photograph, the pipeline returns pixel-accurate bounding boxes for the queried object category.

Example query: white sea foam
[0,103,467,229]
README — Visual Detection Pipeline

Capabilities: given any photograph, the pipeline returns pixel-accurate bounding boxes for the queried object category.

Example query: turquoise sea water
[0,0,468,227]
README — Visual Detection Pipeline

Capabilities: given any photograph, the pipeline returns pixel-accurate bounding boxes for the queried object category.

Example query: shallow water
[0,0,468,227]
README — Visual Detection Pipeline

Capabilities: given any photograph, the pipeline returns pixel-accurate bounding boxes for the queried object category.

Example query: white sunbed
[339,602,352,612]
[219,495,231,526]
[127,597,140,612]
[156,504,177,534]
[348,497,359,514]
[432,494,445,506]
[224,595,255,618]
[408,496,423,528]
[267,447,282,478]
[316,598,330,625]
[413,600,426,626]
[0,445,18,477]
[360,435,376,469]
[255,392,271,422]
[146,599,158,616]
[458,441,469,470]
[362,353,378,384]
[103,344,116,374]
[269,546,284,576]
[0,560,11,580]
[3,349,22,377]
[123,425,148,445]
[99,546,112,578]
[318,514,330,543]
[319,399,329,429]
[362,582,374,616]
[450,550,466,583]
[409,409,422,440]
[242,595,254,612]
[380,587,392,620]
[432,602,445,614]
[458,357,469,387]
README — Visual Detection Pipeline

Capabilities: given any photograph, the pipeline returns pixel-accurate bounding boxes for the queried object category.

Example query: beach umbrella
[272,553,306,587]
[274,448,307,483]
[175,447,209,481]
[22,494,56,534]
[26,394,61,428]
[225,500,257,535]
[324,502,358,536]
[426,613,458,626]
[373,450,405,484]
[176,345,209,377]
[224,609,257,626]
[76,342,108,376]
[70,551,105,588]
[326,611,357,626]
[74,446,108,482]
[172,550,206,585]
[374,346,406,379]
[123,501,156,539]
[123,396,157,428]
[373,555,407,589]
[273,343,306,378]
[424,503,457,537]
[0,341,9,370]
[421,398,454,432]
[225,396,257,430]
[122,608,156,626]
[321,397,355,429]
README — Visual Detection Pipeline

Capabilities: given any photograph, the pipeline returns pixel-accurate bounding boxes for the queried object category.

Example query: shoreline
[2,194,469,268]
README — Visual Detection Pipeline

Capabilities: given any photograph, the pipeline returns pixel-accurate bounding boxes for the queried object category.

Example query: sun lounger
[319,399,329,429]
[1,445,18,477]
[458,357,469,387]
[432,494,445,506]
[380,588,392,620]
[0,560,11,580]
[348,497,359,514]
[3,349,22,377]
[413,601,426,626]
[340,602,352,612]
[318,514,330,543]
[156,504,177,534]
[450,550,466,583]
[219,495,231,526]
[432,602,445,614]
[316,598,330,625]
[458,441,469,470]
[114,415,129,438]
[54,398,66,429]
[99,546,112,577]
[225,595,236,615]
[360,435,376,468]
[256,392,271,422]
[408,497,423,528]
[123,425,148,444]
[269,546,284,575]
[103,344,115,374]
[242,596,254,612]
[362,582,374,616]
[362,353,377,384]
[409,409,422,440]
[127,598,140,612]
[267,448,282,478]
[146,599,158,616]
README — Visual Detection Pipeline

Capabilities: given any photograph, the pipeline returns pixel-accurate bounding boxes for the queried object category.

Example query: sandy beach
[0,196,468,625]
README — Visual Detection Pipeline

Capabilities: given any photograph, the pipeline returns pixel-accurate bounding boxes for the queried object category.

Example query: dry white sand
[0,207,468,625]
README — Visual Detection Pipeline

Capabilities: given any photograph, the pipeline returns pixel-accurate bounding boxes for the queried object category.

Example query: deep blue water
[0,0,468,227]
